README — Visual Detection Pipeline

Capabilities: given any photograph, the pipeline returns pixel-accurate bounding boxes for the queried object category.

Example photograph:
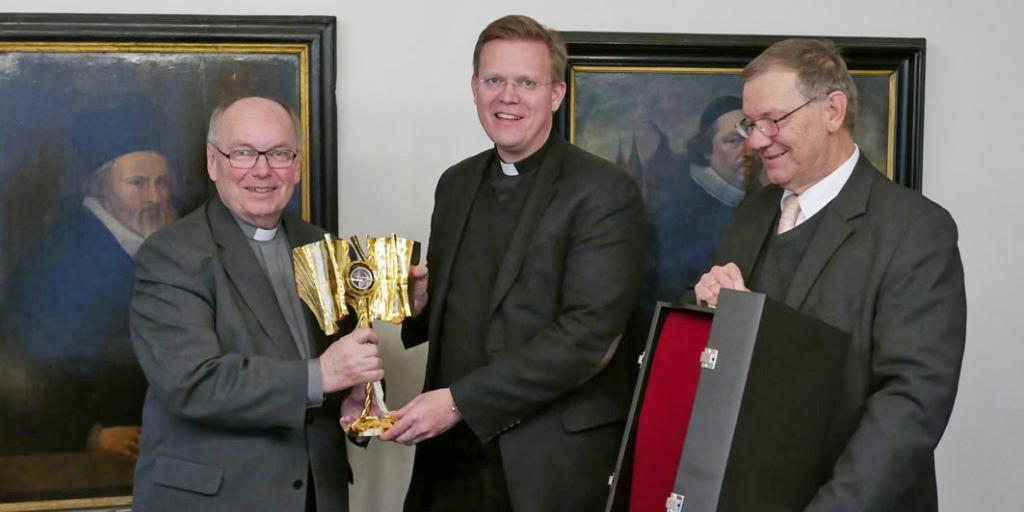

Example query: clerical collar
[690,165,746,207]
[231,213,281,242]
[253,227,277,241]
[500,161,519,176]
[495,130,555,177]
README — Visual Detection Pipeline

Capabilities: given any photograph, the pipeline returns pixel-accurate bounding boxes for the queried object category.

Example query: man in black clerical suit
[381,15,645,512]
[695,39,966,511]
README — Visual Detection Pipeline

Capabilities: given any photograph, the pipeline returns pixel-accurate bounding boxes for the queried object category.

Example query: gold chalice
[294,234,419,437]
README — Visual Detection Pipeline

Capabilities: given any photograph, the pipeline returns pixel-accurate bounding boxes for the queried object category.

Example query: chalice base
[347,414,397,438]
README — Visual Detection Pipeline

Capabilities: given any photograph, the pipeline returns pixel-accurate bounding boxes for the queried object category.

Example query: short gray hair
[743,38,858,130]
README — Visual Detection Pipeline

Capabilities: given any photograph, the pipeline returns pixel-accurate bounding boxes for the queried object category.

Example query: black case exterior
[608,289,851,512]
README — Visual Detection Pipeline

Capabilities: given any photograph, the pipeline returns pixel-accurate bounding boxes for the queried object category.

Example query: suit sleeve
[401,304,430,349]
[130,236,309,431]
[451,169,646,442]
[401,167,448,350]
[805,206,966,511]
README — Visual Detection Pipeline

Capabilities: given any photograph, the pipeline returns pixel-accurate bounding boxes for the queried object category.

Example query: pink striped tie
[777,194,800,234]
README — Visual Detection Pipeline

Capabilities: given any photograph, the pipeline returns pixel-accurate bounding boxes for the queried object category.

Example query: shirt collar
[781,145,860,225]
[82,196,145,257]
[690,165,746,207]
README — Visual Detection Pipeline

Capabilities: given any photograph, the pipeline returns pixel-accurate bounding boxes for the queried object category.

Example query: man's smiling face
[206,97,301,229]
[742,69,833,193]
[471,38,566,163]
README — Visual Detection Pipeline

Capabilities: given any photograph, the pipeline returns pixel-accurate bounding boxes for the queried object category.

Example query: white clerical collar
[231,212,280,242]
[781,145,860,226]
[499,161,519,176]
[82,196,145,257]
[254,226,278,241]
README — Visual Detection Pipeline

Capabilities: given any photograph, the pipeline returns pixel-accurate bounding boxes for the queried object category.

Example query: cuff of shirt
[307,359,324,408]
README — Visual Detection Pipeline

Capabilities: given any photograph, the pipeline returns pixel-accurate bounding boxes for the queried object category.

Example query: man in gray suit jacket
[695,39,966,511]
[379,15,645,512]
[130,97,383,511]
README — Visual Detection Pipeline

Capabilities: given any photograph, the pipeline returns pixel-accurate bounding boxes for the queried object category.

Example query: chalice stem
[360,381,373,417]
[355,313,377,418]
[358,380,389,418]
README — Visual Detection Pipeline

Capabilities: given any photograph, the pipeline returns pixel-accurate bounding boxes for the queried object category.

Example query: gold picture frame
[0,13,338,511]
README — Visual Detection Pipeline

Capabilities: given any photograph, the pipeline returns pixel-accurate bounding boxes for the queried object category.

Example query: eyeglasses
[735,97,819,139]
[476,76,553,93]
[209,144,297,169]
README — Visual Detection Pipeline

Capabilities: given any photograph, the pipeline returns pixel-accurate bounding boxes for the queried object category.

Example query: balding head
[205,97,302,228]
[207,96,302,147]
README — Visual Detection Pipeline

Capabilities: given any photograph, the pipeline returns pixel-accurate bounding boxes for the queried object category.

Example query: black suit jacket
[130,197,353,511]
[715,156,966,511]
[402,138,646,512]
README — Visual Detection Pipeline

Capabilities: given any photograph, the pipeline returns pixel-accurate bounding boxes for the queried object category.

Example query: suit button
[293,479,304,489]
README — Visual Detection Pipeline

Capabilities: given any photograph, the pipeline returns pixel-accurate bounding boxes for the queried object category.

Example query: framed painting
[0,13,337,511]
[557,32,924,312]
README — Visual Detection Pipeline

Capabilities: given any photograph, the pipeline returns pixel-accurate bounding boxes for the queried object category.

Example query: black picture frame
[558,31,925,190]
[0,13,337,511]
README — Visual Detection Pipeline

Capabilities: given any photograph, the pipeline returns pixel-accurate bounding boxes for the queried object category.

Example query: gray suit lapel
[784,157,875,308]
[207,198,300,359]
[487,140,563,313]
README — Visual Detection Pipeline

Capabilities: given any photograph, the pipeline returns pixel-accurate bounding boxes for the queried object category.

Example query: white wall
[10,1,1023,510]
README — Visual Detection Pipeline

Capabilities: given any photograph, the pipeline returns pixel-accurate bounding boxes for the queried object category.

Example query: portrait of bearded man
[2,96,178,458]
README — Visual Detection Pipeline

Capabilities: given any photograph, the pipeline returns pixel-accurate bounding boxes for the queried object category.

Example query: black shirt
[436,139,551,388]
